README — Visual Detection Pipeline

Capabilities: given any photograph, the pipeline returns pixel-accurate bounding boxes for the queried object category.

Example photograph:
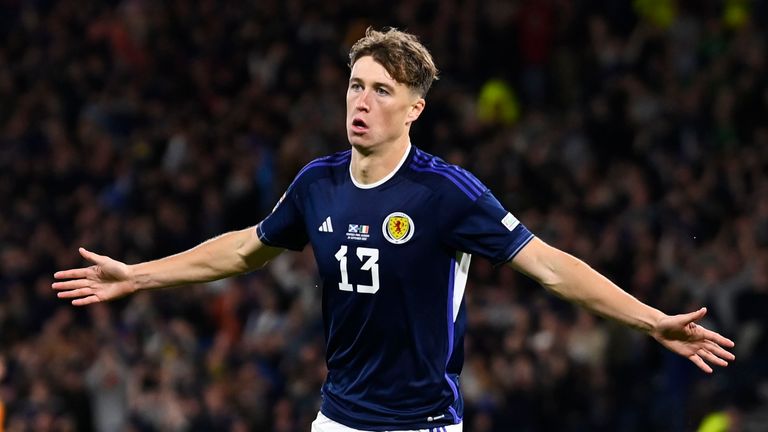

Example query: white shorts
[310,411,463,432]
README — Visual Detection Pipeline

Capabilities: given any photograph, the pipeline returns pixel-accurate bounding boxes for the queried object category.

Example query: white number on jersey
[334,245,380,294]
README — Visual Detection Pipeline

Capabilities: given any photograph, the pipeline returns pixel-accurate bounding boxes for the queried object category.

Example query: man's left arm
[509,237,735,373]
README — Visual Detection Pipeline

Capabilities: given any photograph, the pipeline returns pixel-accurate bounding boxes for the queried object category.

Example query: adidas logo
[318,216,333,233]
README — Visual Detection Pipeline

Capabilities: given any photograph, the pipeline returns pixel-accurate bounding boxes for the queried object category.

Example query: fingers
[51,279,92,290]
[53,248,116,307]
[704,340,736,362]
[661,308,707,332]
[688,353,713,374]
[56,287,96,299]
[700,326,735,348]
[681,307,707,325]
[72,295,103,307]
[52,247,107,284]
[54,285,104,306]
[53,268,92,280]
[56,287,105,306]
[79,247,108,265]
[696,348,729,367]
[686,339,735,373]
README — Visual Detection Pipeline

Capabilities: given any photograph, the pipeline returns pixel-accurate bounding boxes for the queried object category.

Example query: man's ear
[406,98,426,124]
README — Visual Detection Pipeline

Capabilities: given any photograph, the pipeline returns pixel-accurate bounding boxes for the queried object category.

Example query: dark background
[1,0,767,431]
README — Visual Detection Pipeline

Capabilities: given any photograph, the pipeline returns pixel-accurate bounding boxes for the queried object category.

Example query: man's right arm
[52,226,284,306]
[132,226,282,290]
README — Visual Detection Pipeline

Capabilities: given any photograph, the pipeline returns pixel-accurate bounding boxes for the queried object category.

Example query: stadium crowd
[1,0,767,430]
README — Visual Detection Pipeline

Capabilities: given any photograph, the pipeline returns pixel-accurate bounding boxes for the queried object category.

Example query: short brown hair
[348,27,439,97]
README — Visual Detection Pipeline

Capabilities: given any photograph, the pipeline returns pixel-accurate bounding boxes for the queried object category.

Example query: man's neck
[350,139,410,186]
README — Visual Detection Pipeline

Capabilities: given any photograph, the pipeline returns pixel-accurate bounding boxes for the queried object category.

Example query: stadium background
[1,0,767,430]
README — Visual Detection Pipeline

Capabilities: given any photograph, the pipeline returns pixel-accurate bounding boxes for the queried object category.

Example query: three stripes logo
[318,216,333,233]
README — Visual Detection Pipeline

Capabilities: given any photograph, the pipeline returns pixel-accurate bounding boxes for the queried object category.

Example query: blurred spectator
[85,347,128,432]
[1,0,767,431]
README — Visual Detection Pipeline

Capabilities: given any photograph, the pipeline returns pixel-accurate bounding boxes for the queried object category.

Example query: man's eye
[350,83,362,91]
[376,87,389,96]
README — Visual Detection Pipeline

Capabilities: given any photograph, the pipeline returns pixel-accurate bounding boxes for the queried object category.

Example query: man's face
[346,56,424,152]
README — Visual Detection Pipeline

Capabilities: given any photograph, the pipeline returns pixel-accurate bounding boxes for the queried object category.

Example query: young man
[53,28,735,431]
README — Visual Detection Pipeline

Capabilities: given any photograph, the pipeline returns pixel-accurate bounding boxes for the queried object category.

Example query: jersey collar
[349,142,412,190]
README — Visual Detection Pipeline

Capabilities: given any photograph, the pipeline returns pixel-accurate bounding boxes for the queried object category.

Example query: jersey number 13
[334,245,379,294]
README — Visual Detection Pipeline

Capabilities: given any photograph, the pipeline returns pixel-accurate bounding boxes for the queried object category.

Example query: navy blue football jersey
[256,145,534,430]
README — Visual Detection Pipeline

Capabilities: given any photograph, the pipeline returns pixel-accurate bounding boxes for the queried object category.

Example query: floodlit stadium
[1,1,767,431]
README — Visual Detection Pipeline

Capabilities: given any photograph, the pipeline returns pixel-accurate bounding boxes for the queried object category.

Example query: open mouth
[351,118,369,132]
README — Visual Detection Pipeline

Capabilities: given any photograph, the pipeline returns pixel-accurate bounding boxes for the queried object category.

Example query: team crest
[382,212,415,244]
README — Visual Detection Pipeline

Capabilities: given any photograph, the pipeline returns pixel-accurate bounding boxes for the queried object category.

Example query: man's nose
[355,90,371,111]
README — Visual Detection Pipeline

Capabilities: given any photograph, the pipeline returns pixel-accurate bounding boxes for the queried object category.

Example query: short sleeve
[444,190,534,265]
[256,187,309,251]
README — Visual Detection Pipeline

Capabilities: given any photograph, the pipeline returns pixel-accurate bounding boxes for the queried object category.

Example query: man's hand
[52,248,136,306]
[652,307,736,373]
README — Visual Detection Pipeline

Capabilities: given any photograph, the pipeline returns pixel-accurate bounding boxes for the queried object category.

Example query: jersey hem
[320,405,458,431]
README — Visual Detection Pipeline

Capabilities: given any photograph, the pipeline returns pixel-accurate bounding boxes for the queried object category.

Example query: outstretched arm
[509,237,735,373]
[52,226,283,306]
